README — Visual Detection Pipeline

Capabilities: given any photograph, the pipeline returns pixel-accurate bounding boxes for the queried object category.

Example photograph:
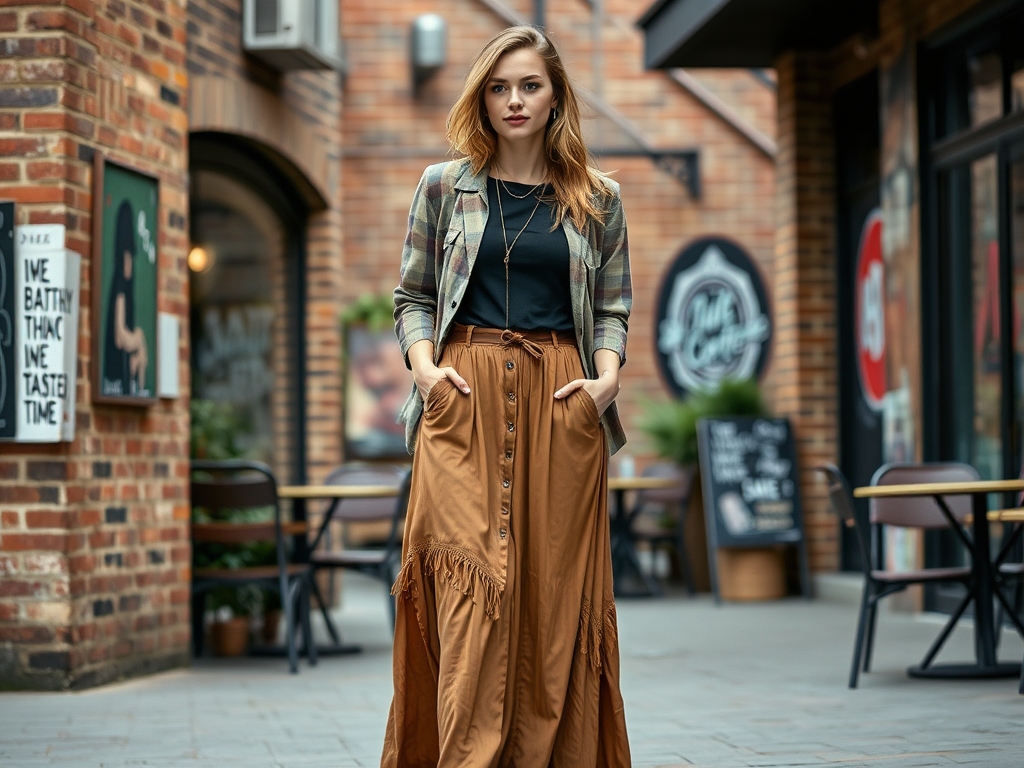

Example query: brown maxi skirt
[381,324,631,768]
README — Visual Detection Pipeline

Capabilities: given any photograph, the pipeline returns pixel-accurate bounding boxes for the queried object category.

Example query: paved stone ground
[2,573,1022,768]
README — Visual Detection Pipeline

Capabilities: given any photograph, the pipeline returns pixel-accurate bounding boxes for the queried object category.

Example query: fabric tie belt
[450,323,576,359]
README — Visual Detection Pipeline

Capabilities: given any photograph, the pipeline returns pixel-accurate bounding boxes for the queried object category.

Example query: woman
[385,25,632,767]
[103,200,148,397]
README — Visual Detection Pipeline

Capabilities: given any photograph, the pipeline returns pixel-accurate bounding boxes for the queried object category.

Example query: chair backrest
[869,462,979,528]
[320,463,409,523]
[190,460,282,545]
[634,463,695,508]
[818,463,872,575]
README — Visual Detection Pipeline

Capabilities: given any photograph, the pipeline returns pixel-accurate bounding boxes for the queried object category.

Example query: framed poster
[343,323,411,459]
[92,154,158,405]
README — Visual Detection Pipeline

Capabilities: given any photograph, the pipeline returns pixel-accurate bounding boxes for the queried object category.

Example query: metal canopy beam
[638,0,878,69]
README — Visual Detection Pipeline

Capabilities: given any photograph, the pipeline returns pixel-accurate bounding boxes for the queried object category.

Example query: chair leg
[191,591,206,657]
[308,573,341,646]
[850,583,872,689]
[994,583,1024,639]
[283,580,299,674]
[862,602,879,672]
[301,579,317,667]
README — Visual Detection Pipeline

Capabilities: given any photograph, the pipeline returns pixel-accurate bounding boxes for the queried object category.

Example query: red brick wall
[340,0,778,475]
[185,0,343,485]
[771,51,840,572]
[0,0,343,690]
[0,0,191,689]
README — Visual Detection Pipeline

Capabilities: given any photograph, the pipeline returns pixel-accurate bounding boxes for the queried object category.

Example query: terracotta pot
[716,547,786,601]
[210,616,251,657]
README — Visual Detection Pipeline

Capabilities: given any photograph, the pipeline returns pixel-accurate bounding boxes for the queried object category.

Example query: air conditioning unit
[243,0,341,72]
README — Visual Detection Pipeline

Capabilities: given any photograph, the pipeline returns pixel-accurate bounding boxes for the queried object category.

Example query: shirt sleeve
[394,168,439,368]
[593,189,631,366]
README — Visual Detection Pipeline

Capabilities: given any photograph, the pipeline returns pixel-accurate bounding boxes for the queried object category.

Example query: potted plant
[639,378,785,599]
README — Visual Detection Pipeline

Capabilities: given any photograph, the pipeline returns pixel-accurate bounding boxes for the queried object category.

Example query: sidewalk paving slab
[1,573,1022,768]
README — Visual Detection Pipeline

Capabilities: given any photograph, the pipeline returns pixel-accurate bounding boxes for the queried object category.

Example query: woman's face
[483,47,558,146]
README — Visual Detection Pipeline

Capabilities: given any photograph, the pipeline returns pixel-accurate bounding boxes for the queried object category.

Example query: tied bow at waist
[499,330,544,359]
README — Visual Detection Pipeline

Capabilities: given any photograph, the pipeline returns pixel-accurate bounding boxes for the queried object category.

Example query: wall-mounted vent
[243,0,341,72]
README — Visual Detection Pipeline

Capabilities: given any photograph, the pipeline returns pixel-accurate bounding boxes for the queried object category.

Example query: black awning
[638,0,877,69]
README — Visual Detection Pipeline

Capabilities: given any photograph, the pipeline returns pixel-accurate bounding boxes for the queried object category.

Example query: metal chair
[818,463,973,688]
[190,460,316,674]
[627,463,696,595]
[307,463,411,639]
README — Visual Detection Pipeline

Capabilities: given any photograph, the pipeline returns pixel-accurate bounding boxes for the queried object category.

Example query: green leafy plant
[189,399,248,460]
[342,292,395,332]
[640,378,768,466]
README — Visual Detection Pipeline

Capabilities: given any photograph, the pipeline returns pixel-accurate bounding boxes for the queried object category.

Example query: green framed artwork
[92,154,159,405]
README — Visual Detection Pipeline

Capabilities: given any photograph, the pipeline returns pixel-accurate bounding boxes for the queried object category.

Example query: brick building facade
[2,0,781,689]
[0,0,342,689]
[641,0,1024,580]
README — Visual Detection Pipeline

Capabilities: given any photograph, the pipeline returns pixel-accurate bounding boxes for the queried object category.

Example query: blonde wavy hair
[446,25,611,231]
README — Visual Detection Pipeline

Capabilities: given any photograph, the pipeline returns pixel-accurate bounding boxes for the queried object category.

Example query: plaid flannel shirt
[394,158,632,455]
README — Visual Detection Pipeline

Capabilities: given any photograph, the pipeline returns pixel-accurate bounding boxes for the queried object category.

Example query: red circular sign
[855,210,885,410]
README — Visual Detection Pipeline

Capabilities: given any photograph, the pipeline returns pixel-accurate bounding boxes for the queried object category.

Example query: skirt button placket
[501,350,518,544]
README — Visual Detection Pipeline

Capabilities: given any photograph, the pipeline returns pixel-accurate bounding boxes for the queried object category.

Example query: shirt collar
[453,159,489,193]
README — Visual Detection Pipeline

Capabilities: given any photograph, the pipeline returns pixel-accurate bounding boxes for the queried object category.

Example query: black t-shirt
[454,178,573,332]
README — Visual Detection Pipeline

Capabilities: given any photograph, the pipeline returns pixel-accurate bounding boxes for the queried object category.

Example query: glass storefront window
[968,50,1003,128]
[1014,154,1024,466]
[1012,59,1024,114]
[190,170,293,477]
[967,154,1003,480]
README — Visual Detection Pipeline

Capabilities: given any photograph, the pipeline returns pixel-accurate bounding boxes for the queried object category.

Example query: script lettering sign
[656,237,771,397]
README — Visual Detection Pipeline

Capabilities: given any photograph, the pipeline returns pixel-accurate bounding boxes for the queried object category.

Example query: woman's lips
[504,116,528,126]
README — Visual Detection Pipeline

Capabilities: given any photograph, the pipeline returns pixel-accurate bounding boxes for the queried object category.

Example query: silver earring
[548,108,558,125]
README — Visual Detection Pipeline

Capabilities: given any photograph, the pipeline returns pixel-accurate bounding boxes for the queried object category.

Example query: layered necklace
[494,175,545,330]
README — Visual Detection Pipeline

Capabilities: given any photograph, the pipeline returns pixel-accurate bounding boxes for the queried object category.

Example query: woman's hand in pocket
[414,364,470,402]
[554,370,619,416]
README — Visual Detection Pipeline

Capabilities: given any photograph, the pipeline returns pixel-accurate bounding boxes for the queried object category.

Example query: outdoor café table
[608,476,684,598]
[278,483,401,653]
[853,478,1024,679]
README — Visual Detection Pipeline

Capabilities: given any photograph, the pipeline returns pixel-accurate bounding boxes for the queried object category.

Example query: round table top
[607,476,684,491]
[278,484,401,499]
[853,478,1024,499]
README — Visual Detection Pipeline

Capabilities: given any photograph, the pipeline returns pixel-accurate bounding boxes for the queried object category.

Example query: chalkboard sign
[0,202,14,438]
[697,417,810,599]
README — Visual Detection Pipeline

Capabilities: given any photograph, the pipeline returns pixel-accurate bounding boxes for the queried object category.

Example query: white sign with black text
[15,226,80,442]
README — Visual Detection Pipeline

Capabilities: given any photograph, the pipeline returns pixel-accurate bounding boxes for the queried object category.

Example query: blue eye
[524,82,539,91]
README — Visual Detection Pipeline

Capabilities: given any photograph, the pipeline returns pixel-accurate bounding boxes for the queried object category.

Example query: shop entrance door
[187,134,310,485]
[924,8,1024,611]
[835,72,883,572]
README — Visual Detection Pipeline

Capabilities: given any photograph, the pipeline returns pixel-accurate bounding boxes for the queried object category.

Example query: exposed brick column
[771,51,840,573]
[0,0,191,689]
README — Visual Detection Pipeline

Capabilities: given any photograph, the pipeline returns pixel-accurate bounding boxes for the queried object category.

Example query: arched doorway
[187,133,318,484]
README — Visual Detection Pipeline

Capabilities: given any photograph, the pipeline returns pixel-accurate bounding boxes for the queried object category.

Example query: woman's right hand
[414,364,470,401]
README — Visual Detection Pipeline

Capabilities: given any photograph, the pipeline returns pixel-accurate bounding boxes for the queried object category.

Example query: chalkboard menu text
[697,416,811,600]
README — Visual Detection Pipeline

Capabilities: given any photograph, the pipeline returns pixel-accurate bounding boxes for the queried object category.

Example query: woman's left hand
[554,371,619,416]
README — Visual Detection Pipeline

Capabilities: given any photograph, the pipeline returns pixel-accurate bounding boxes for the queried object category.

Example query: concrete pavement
[1,573,1022,767]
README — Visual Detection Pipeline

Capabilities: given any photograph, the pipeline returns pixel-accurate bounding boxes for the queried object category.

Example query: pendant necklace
[495,179,543,330]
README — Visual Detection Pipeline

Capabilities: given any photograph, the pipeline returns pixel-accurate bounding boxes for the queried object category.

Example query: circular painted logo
[655,237,771,398]
[854,210,885,410]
